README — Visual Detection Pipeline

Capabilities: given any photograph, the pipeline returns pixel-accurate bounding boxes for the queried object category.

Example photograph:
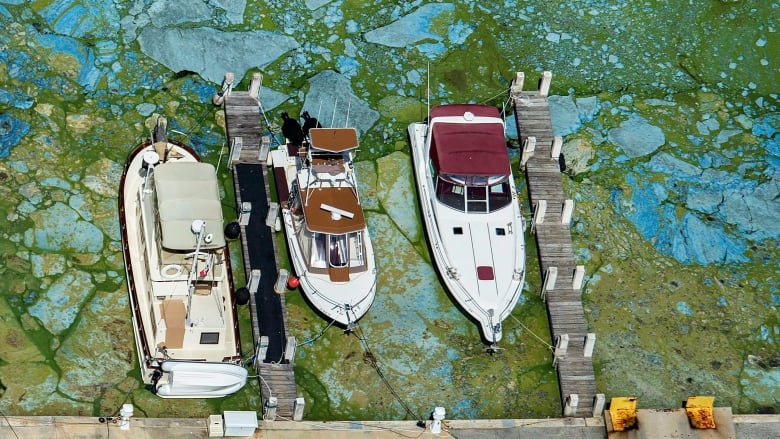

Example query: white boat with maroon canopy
[119,118,246,398]
[271,127,376,329]
[408,104,525,347]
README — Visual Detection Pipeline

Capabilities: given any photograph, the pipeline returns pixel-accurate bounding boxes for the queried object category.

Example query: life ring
[160,264,183,279]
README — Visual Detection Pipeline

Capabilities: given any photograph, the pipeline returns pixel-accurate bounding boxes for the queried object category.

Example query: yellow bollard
[685,396,716,429]
[608,397,638,431]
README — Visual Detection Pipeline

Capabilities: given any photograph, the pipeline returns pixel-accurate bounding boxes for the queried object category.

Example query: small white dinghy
[155,361,248,398]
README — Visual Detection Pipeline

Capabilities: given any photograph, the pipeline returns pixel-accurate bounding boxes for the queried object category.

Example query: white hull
[408,107,526,345]
[155,361,248,398]
[270,127,377,328]
[120,136,245,398]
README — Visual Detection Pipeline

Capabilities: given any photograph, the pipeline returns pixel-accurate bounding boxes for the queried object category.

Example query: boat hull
[408,115,526,345]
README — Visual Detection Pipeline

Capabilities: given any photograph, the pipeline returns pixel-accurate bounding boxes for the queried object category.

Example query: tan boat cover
[154,162,226,250]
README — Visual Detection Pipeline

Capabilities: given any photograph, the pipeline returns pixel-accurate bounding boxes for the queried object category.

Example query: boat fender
[160,264,183,279]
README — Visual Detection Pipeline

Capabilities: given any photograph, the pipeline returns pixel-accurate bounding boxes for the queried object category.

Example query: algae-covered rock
[56,288,134,401]
[0,297,44,364]
[376,151,420,243]
[27,269,95,335]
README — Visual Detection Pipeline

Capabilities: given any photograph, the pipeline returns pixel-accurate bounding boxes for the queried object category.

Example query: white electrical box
[223,411,258,437]
[207,414,223,437]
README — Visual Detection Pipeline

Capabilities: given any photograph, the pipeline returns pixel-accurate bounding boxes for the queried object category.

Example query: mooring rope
[509,314,554,351]
[352,326,424,424]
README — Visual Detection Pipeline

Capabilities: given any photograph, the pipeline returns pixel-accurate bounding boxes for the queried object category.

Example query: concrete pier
[0,414,777,439]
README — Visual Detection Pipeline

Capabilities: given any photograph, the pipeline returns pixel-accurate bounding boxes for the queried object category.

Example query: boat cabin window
[435,174,511,213]
[311,233,350,268]
[200,332,220,344]
[329,234,349,268]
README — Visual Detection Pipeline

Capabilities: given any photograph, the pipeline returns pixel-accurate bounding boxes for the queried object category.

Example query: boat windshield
[328,234,349,268]
[436,174,512,213]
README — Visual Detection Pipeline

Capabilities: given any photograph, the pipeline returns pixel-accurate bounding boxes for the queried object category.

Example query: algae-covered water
[0,0,778,420]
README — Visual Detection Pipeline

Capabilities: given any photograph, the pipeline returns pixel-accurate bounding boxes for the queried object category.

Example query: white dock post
[532,199,547,232]
[430,407,446,434]
[592,394,606,417]
[293,397,306,421]
[563,394,579,417]
[541,266,558,301]
[284,336,296,364]
[255,336,269,365]
[539,71,553,98]
[248,269,261,293]
[212,72,234,106]
[266,202,279,228]
[562,199,574,225]
[260,135,271,162]
[584,333,596,358]
[238,201,252,226]
[552,334,569,368]
[511,71,525,97]
[521,136,536,169]
[249,72,263,101]
[572,265,585,290]
[551,136,563,159]
[274,268,289,294]
[229,136,243,167]
[264,397,278,421]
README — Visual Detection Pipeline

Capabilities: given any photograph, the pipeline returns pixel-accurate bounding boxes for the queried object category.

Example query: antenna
[330,97,338,128]
[426,62,431,120]
[316,101,323,125]
[345,99,352,128]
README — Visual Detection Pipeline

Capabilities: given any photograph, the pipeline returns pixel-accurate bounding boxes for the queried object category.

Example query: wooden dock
[220,75,300,420]
[510,72,603,418]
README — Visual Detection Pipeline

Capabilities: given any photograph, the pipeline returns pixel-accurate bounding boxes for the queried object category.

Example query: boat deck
[511,72,600,417]
[223,88,299,418]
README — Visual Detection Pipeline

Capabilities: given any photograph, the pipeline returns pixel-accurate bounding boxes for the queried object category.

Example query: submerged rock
[608,115,665,158]
[364,3,455,48]
[27,269,95,335]
[56,288,135,401]
[303,70,379,135]
[137,27,299,84]
[0,113,31,158]
[25,203,105,254]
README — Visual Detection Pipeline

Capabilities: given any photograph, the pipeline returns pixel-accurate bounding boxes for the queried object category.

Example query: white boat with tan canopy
[119,116,246,398]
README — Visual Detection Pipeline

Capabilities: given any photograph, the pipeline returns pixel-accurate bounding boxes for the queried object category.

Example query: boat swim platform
[220,73,299,419]
[510,71,600,418]
[1,413,777,439]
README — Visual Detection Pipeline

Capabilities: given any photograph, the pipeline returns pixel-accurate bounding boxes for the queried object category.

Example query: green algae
[0,0,777,421]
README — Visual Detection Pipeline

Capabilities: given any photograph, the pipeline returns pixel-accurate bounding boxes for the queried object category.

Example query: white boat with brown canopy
[271,126,377,329]
[119,117,246,398]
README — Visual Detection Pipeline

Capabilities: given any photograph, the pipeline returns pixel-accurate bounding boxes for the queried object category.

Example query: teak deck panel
[513,88,599,417]
[223,91,298,419]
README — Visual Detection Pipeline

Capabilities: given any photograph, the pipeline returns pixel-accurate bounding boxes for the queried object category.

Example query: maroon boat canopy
[429,105,510,176]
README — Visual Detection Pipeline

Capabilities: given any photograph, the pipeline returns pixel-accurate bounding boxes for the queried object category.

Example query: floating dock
[219,74,299,419]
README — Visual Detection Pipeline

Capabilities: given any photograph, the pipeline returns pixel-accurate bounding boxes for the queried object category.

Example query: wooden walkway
[510,72,603,418]
[220,79,300,420]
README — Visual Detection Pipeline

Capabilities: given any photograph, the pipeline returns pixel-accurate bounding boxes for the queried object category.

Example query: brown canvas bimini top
[309,127,359,153]
[300,187,365,235]
[429,104,510,176]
